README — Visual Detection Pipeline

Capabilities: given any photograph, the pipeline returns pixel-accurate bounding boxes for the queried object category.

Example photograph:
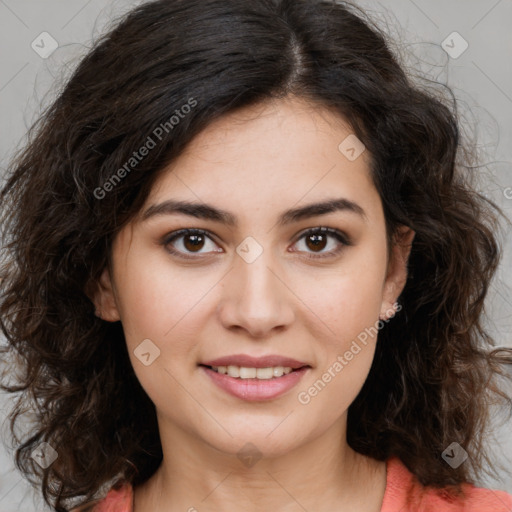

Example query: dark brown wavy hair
[1,0,511,510]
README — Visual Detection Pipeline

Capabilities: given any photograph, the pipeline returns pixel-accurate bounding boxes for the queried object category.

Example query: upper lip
[200,354,310,369]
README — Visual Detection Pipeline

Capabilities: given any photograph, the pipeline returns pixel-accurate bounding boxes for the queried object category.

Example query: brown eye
[292,227,350,259]
[305,232,328,252]
[183,233,206,252]
[163,229,222,259]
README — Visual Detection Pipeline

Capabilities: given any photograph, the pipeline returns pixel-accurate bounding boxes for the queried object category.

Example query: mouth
[198,364,311,401]
[198,363,310,379]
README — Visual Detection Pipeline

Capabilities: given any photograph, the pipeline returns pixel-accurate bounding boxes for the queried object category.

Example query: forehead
[142,96,381,225]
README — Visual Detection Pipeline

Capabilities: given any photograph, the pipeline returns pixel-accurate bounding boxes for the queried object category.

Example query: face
[92,96,413,462]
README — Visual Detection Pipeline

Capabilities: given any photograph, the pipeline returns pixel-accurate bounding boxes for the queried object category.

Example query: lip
[200,365,310,401]
[200,354,310,369]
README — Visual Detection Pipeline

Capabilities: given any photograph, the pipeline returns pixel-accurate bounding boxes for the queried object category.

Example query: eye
[163,229,222,259]
[291,227,350,259]
[162,226,351,261]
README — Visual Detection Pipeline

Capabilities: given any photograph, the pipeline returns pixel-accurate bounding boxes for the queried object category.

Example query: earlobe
[380,226,415,320]
[86,267,121,322]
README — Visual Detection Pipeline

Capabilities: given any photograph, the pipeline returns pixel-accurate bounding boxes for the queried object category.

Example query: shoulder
[381,456,512,512]
[70,483,134,512]
[419,484,512,512]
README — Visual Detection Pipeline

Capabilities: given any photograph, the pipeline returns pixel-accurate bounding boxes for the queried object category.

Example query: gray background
[0,0,511,510]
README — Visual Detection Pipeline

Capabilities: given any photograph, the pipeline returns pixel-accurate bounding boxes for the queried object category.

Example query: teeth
[211,365,294,379]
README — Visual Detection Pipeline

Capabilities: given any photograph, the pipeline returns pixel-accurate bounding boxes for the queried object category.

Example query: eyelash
[162,227,351,261]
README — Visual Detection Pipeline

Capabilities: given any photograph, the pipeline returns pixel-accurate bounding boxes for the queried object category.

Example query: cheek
[294,272,383,415]
[296,250,387,344]
[113,254,211,407]
[113,247,215,347]
[291,247,387,409]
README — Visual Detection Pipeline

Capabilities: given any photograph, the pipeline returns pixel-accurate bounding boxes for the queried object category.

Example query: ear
[85,266,121,322]
[380,226,415,320]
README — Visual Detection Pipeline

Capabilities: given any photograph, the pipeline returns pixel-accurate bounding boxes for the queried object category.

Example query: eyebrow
[141,197,367,226]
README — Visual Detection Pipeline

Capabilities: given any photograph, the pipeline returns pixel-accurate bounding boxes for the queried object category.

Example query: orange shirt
[381,456,512,511]
[75,456,512,511]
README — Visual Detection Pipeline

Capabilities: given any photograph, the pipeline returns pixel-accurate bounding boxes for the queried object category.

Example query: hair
[1,0,511,510]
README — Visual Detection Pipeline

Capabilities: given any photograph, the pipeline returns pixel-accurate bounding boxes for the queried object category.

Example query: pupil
[307,234,326,251]
[184,234,204,252]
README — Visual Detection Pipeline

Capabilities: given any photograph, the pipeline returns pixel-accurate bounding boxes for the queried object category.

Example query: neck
[133,415,387,512]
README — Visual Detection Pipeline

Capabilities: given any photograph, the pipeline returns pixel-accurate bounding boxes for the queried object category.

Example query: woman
[1,1,511,511]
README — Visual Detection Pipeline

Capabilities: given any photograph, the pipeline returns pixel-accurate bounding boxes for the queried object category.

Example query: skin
[92,95,415,512]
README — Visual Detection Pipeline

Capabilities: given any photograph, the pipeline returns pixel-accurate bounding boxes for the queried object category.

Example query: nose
[216,246,295,338]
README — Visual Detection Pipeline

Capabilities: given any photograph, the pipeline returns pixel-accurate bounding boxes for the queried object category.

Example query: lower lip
[200,365,310,401]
